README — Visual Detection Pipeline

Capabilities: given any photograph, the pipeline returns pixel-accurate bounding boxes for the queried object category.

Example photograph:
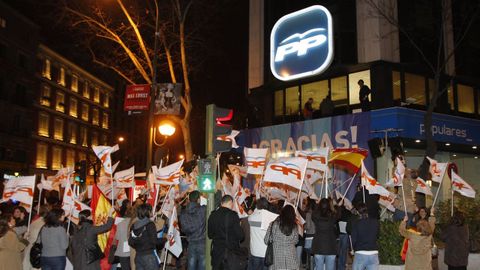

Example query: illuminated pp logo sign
[270,5,333,81]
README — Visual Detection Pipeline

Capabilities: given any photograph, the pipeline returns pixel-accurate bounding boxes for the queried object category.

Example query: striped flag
[328,148,368,173]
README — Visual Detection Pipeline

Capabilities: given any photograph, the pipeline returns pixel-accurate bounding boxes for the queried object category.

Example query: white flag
[304,169,323,186]
[387,157,405,187]
[40,174,54,191]
[451,171,476,198]
[92,145,119,174]
[295,148,329,172]
[361,161,390,197]
[415,177,433,196]
[153,160,184,185]
[2,175,36,207]
[378,192,396,212]
[53,167,74,189]
[165,207,183,257]
[161,187,176,219]
[426,157,447,183]
[263,157,308,190]
[114,166,135,188]
[335,190,353,210]
[244,147,268,175]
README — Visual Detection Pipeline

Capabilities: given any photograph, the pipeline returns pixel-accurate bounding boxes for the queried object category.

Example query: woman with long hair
[114,200,134,270]
[441,210,469,270]
[71,208,115,270]
[0,214,28,270]
[40,208,69,270]
[23,205,49,270]
[399,215,434,270]
[264,204,299,270]
[312,198,338,270]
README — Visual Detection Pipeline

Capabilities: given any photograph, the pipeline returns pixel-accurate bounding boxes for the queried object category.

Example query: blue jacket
[179,202,206,244]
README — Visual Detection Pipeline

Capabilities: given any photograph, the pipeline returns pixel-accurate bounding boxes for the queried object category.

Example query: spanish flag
[91,184,117,270]
[328,148,368,173]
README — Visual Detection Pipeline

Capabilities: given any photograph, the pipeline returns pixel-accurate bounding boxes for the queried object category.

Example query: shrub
[378,220,404,265]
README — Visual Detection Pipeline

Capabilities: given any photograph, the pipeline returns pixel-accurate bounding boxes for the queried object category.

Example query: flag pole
[401,185,408,216]
[152,184,160,219]
[341,173,356,204]
[451,172,454,217]
[432,164,447,208]
[162,248,169,270]
[110,174,115,206]
[37,188,42,214]
[362,185,366,203]
[324,172,329,199]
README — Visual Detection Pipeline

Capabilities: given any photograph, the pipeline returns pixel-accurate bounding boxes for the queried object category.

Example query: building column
[248,0,264,92]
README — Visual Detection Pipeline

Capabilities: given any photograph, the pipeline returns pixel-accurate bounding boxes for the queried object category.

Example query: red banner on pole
[124,84,151,111]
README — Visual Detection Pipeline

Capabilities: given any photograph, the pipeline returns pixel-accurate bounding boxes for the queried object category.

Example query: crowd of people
[0,183,472,270]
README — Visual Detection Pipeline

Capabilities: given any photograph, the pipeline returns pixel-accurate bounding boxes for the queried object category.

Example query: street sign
[124,84,151,111]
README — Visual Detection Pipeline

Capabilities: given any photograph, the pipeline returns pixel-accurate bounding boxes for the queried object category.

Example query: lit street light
[153,120,176,147]
[118,136,125,143]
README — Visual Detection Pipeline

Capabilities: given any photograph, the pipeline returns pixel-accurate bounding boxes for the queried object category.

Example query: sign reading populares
[270,5,333,81]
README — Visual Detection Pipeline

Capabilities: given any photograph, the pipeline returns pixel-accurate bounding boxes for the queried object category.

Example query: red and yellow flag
[91,185,117,270]
[329,148,368,173]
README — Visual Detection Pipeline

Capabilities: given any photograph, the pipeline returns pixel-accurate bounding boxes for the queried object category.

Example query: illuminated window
[91,131,98,146]
[40,85,51,107]
[68,122,77,144]
[80,127,88,147]
[38,112,50,137]
[71,75,78,92]
[274,90,284,117]
[54,118,64,141]
[42,59,51,79]
[103,93,109,108]
[69,97,77,117]
[457,84,474,113]
[392,71,401,100]
[66,149,75,168]
[447,84,454,110]
[285,86,299,115]
[94,87,100,103]
[58,67,66,86]
[102,112,109,129]
[51,146,63,170]
[56,91,65,112]
[92,108,99,125]
[302,80,329,109]
[81,103,89,122]
[404,73,426,105]
[83,82,90,98]
[331,76,348,105]
[36,143,48,169]
[349,70,370,105]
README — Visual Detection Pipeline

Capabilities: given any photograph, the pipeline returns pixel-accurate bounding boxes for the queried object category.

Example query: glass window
[42,59,51,79]
[457,84,475,113]
[66,149,75,168]
[102,112,109,129]
[81,103,89,122]
[71,75,78,92]
[274,90,284,116]
[103,93,109,108]
[83,82,90,98]
[392,71,401,100]
[51,146,63,170]
[56,91,65,112]
[38,112,50,137]
[348,70,370,105]
[92,108,99,125]
[36,143,48,169]
[301,80,329,110]
[58,67,66,86]
[69,97,77,117]
[54,118,64,141]
[404,73,426,105]
[80,127,88,147]
[68,122,77,144]
[331,76,348,105]
[40,85,51,107]
[94,87,100,103]
[285,86,300,115]
[91,131,98,146]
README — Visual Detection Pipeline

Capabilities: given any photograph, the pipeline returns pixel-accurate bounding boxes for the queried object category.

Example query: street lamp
[118,136,125,143]
[153,121,176,147]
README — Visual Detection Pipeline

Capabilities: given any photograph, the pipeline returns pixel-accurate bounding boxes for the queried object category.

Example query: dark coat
[179,202,206,244]
[441,223,469,267]
[207,207,244,270]
[71,217,114,270]
[311,215,338,255]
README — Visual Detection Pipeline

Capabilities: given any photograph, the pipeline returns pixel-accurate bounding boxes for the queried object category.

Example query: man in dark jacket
[208,195,244,270]
[350,203,380,269]
[179,191,206,270]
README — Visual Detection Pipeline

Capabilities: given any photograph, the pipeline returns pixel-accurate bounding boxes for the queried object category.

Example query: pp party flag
[415,177,433,196]
[387,157,405,187]
[426,157,447,183]
[228,164,248,178]
[91,184,117,270]
[451,171,476,198]
[114,166,135,188]
[244,147,269,175]
[40,174,54,191]
[378,192,396,212]
[217,130,240,148]
[335,190,353,210]
[53,166,74,189]
[2,175,36,207]
[92,145,119,174]
[161,187,176,219]
[165,207,183,257]
[233,198,249,219]
[328,148,368,173]
[305,169,323,186]
[295,148,329,172]
[153,159,184,185]
[263,157,308,190]
[361,161,389,197]
[62,186,91,225]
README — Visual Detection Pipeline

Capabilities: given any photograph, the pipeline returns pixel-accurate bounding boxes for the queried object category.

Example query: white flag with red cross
[244,147,269,175]
[451,171,476,198]
[426,157,447,183]
[415,177,433,196]
[92,145,119,175]
[165,207,182,257]
[361,162,389,197]
[295,148,329,172]
[387,157,405,187]
[114,166,135,188]
[263,157,308,190]
[153,160,184,186]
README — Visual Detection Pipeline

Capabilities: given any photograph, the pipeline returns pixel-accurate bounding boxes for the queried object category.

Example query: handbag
[107,242,119,264]
[222,214,248,270]
[30,227,44,268]
[264,222,274,266]
[84,228,105,265]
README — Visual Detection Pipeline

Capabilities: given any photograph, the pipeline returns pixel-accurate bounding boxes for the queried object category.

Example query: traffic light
[197,158,216,193]
[205,104,233,155]
[75,160,87,183]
